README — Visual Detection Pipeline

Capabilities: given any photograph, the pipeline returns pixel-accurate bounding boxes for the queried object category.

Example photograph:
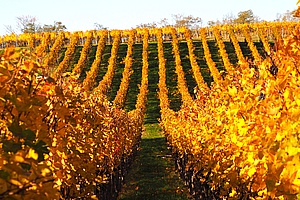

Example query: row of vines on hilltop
[1,22,299,49]
[157,23,300,199]
[0,27,151,199]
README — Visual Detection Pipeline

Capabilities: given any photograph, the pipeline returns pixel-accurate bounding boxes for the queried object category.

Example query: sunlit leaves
[113,29,135,108]
[0,45,145,199]
[200,28,222,84]
[170,27,193,105]
[1,22,300,199]
[52,32,79,80]
[93,30,121,95]
[72,30,95,77]
[159,23,300,199]
[81,30,107,90]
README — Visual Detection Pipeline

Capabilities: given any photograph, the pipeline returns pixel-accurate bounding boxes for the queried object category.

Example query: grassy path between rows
[118,124,190,200]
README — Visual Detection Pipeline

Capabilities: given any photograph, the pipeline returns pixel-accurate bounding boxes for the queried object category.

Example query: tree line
[208,9,299,26]
[5,15,67,34]
[5,9,299,35]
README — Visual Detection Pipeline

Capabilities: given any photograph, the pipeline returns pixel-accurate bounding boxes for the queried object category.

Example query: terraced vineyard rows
[56,38,269,122]
[83,38,270,122]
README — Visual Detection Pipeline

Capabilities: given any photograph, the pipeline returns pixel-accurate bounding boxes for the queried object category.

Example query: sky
[0,0,298,35]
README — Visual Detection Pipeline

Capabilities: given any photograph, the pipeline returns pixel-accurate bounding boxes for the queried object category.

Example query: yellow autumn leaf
[41,168,51,177]
[231,134,237,143]
[236,141,243,148]
[247,152,255,164]
[26,149,38,160]
[286,146,300,157]
[283,89,290,100]
[19,176,30,184]
[258,188,267,197]
[275,131,286,141]
[67,174,72,180]
[228,86,237,96]
[91,195,98,199]
[13,155,25,163]
[55,179,62,186]
[10,179,23,186]
[296,99,300,106]
[248,166,256,177]
[229,188,237,197]
[266,126,271,134]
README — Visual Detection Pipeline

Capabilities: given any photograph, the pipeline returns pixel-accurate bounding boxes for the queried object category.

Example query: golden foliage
[160,24,300,199]
[1,21,300,199]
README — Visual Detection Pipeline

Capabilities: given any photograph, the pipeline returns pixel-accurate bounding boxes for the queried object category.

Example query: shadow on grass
[118,126,190,200]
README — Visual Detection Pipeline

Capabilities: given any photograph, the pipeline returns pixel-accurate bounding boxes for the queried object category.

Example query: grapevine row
[183,28,209,93]
[226,25,248,65]
[159,25,300,199]
[1,22,299,49]
[93,30,121,96]
[43,32,65,74]
[239,24,262,64]
[1,22,300,200]
[169,27,193,105]
[200,28,222,84]
[72,30,94,77]
[52,32,79,80]
[0,29,146,199]
[213,26,235,73]
[82,30,108,90]
[113,30,135,108]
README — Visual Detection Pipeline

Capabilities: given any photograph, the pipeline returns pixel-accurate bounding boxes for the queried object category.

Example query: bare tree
[134,14,201,29]
[4,25,16,34]
[136,22,157,29]
[276,10,299,22]
[94,23,108,30]
[16,15,42,33]
[208,10,260,26]
[158,18,170,27]
[172,14,202,29]
[207,20,221,27]
[136,18,169,28]
[5,17,67,34]
[222,13,236,24]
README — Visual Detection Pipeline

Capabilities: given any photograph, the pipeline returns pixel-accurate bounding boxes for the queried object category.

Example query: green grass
[117,124,190,200]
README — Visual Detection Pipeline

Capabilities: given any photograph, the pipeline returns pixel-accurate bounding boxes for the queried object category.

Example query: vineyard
[0,21,300,199]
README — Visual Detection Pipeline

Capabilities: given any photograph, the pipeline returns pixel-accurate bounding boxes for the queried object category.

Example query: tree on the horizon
[234,10,258,24]
[4,15,67,34]
[276,10,300,22]
[135,14,202,29]
[16,15,42,33]
[136,22,157,29]
[4,25,15,34]
[172,14,202,28]
[158,18,169,27]
[207,20,221,27]
[222,13,236,25]
[42,21,67,33]
[208,9,260,26]
[94,23,108,30]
